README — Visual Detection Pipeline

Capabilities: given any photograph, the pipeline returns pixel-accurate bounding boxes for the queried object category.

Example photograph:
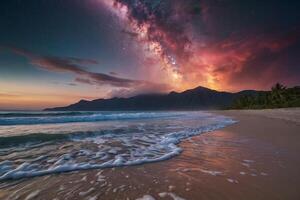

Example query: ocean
[0,111,235,181]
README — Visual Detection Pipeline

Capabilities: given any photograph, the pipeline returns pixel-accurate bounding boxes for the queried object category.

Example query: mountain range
[45,86,258,111]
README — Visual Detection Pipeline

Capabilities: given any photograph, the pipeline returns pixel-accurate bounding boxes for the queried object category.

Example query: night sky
[1,0,300,110]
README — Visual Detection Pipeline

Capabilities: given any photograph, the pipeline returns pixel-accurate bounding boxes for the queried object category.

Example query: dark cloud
[74,77,93,85]
[227,39,300,89]
[7,47,142,88]
[64,57,99,65]
[6,47,171,93]
[107,82,171,98]
[109,72,118,76]
[67,83,77,86]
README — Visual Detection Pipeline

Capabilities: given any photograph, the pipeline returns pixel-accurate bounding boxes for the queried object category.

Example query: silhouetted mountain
[45,86,259,111]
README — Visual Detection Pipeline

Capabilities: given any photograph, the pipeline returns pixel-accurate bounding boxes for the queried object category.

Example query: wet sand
[1,109,300,200]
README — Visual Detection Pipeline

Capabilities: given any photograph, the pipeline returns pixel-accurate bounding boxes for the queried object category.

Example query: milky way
[101,0,300,91]
[0,0,300,109]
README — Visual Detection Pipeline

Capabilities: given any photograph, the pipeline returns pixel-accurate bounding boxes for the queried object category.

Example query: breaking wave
[0,111,236,181]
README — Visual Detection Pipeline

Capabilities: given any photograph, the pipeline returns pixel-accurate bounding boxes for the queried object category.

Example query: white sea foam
[0,111,183,126]
[0,111,236,181]
[24,190,40,200]
[79,188,95,196]
[227,178,238,184]
[200,169,222,176]
[243,159,254,163]
[159,192,186,200]
[88,195,98,200]
[240,171,246,175]
[136,195,156,200]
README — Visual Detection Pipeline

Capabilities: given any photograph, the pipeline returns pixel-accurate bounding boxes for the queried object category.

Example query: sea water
[0,111,235,181]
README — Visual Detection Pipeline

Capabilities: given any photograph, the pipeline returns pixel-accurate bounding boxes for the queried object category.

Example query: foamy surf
[0,111,236,181]
[0,111,182,126]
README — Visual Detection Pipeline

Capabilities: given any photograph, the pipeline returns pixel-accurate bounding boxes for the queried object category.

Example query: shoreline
[1,109,300,200]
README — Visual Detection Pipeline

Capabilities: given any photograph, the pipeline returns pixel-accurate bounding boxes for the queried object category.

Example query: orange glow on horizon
[0,81,101,110]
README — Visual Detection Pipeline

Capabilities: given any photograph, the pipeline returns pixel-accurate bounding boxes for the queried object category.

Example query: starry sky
[0,0,300,110]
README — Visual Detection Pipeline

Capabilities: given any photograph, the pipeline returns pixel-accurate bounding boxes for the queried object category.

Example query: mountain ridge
[45,86,259,111]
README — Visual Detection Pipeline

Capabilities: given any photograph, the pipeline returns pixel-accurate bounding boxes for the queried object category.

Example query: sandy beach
[1,108,300,200]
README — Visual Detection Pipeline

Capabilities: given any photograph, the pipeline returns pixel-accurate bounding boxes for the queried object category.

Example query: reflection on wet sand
[1,110,300,200]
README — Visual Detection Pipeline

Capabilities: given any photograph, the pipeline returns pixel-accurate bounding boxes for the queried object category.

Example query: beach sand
[1,109,300,200]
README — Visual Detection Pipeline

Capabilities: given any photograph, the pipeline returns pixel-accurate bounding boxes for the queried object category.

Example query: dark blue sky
[0,0,300,109]
[0,0,142,77]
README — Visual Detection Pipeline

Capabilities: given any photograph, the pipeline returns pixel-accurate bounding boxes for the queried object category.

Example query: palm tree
[271,83,286,106]
[271,83,285,91]
[230,83,300,109]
